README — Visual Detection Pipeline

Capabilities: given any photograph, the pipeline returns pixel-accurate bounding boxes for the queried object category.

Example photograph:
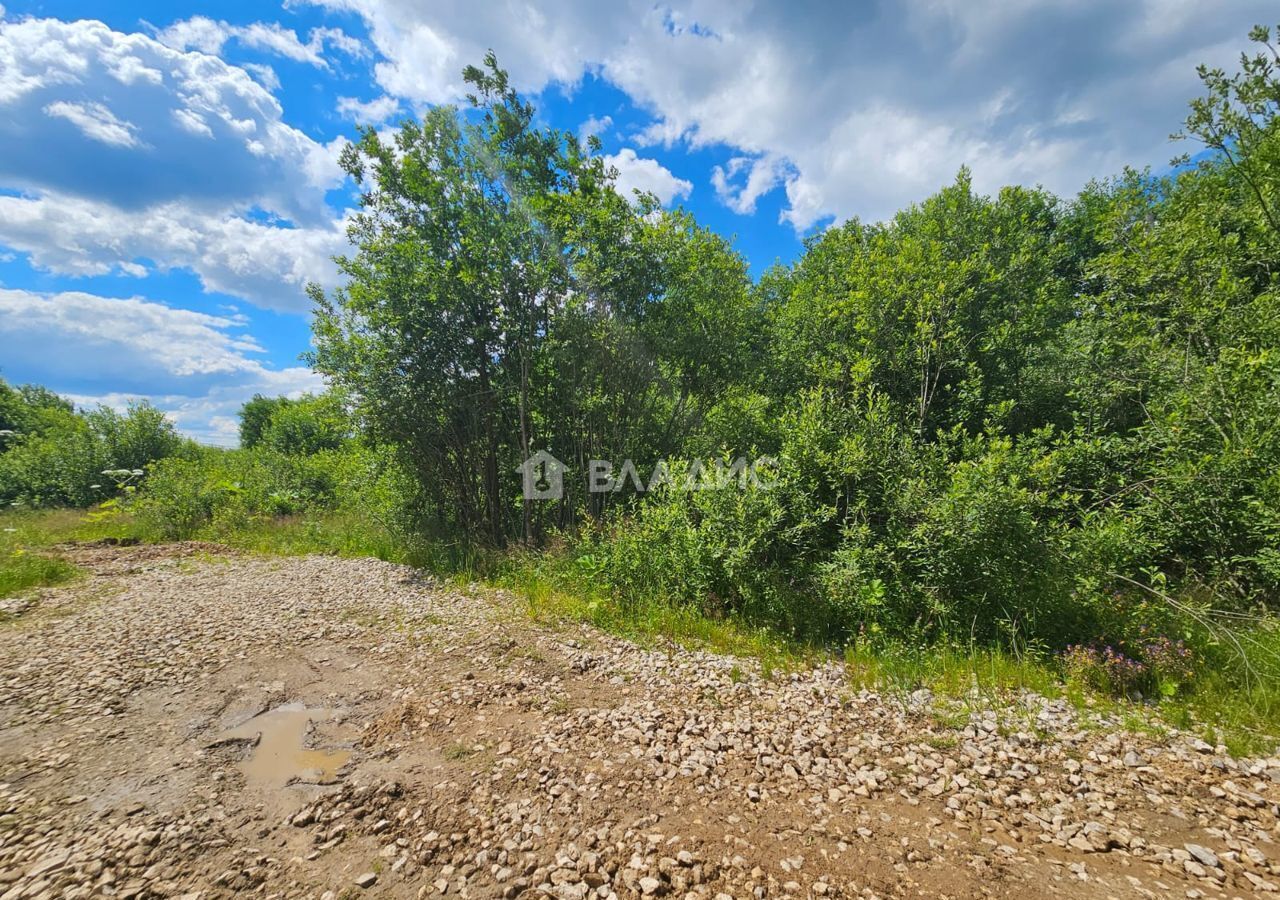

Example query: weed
[444,742,477,761]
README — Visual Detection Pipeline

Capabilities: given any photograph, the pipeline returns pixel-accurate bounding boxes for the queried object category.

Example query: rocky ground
[0,543,1278,899]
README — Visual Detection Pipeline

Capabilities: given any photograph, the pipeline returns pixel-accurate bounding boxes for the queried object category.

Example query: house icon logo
[516,450,566,500]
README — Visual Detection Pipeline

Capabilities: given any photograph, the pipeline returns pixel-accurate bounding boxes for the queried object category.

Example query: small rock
[1184,844,1219,869]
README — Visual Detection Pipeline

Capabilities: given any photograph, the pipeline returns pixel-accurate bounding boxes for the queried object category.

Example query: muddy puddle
[218,703,351,786]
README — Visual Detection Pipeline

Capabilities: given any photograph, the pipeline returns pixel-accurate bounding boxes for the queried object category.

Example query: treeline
[0,385,405,547]
[308,57,759,544]
[3,28,1278,691]
[0,382,187,507]
[307,33,1280,654]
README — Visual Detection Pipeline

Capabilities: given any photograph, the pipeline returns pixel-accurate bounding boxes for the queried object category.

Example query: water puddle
[218,703,351,786]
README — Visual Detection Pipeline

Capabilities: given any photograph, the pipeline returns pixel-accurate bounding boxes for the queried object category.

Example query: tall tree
[310,56,755,543]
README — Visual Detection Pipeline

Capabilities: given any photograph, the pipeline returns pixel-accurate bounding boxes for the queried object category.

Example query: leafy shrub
[133,456,231,540]
[900,435,1067,642]
[0,382,188,509]
[1062,633,1199,698]
[1140,635,1197,692]
[132,440,414,542]
[258,394,351,456]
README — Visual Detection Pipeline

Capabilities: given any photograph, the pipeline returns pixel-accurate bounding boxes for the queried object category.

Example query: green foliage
[258,393,351,455]
[309,56,758,544]
[0,517,78,600]
[0,382,188,508]
[239,393,350,454]
[1177,23,1280,240]
[238,394,290,449]
[768,171,1076,438]
[542,25,1280,715]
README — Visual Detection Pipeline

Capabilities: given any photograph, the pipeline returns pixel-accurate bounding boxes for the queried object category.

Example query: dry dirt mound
[0,544,1277,899]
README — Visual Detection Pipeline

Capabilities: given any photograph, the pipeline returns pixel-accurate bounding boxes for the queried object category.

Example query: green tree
[1178,23,1280,239]
[259,393,351,456]
[239,394,293,449]
[311,55,755,544]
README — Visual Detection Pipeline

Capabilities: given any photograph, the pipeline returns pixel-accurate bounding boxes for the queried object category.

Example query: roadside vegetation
[3,26,1280,754]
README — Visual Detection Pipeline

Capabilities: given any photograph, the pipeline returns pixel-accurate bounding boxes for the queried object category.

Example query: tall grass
[0,509,98,599]
[493,547,804,675]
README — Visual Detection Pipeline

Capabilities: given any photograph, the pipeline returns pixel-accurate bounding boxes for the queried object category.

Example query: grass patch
[1162,625,1280,756]
[492,547,807,677]
[0,547,77,600]
[0,508,105,599]
[843,640,1061,701]
[443,741,477,761]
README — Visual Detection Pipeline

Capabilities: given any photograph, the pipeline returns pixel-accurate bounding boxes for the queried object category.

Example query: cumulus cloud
[579,114,613,142]
[242,62,281,92]
[603,148,692,205]
[155,16,364,69]
[0,17,354,311]
[296,0,620,104]
[0,193,349,313]
[298,0,1278,227]
[44,100,146,148]
[336,93,401,123]
[0,289,323,445]
[0,16,343,220]
[711,155,785,216]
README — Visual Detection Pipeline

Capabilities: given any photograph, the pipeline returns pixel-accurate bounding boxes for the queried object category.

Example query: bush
[899,435,1069,642]
[1062,634,1198,698]
[132,441,414,542]
[258,394,351,456]
[0,384,188,509]
[133,455,230,540]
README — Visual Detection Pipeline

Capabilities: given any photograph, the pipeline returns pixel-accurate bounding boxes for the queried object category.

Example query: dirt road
[0,543,1277,899]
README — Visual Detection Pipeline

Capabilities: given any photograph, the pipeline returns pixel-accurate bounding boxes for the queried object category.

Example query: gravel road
[0,542,1277,899]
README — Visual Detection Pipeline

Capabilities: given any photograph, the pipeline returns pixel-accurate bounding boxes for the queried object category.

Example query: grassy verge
[0,508,125,599]
[492,547,808,677]
[3,506,1277,755]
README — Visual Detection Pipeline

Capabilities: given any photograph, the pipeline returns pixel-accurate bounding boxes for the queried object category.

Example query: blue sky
[0,1,1272,443]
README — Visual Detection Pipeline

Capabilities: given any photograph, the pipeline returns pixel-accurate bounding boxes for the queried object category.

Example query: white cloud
[0,289,323,445]
[296,0,627,104]
[155,16,364,69]
[172,106,214,138]
[151,15,228,56]
[603,148,692,206]
[0,192,348,313]
[579,114,613,142]
[44,100,145,148]
[336,94,400,123]
[0,17,344,220]
[242,62,281,92]
[0,17,354,311]
[313,26,367,59]
[711,155,784,215]
[0,289,263,377]
[301,0,1278,227]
